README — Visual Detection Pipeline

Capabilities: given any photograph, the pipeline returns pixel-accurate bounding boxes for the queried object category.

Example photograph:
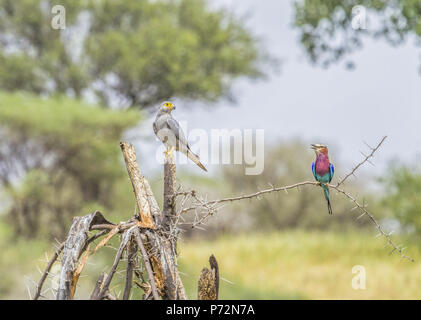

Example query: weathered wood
[133,228,160,300]
[120,141,186,300]
[209,254,219,299]
[56,211,112,300]
[163,156,176,231]
[198,254,219,300]
[123,239,137,300]
[120,142,160,228]
[90,272,105,300]
[162,155,187,299]
[97,226,135,299]
[46,142,189,301]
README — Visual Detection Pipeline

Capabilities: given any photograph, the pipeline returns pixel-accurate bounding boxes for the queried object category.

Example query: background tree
[293,0,421,68]
[381,162,421,235]
[0,92,139,238]
[0,0,265,109]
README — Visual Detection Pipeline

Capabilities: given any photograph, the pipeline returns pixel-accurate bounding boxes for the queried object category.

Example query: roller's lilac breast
[315,154,330,176]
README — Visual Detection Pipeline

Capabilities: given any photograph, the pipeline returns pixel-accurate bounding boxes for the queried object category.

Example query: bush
[381,163,421,234]
[0,91,140,238]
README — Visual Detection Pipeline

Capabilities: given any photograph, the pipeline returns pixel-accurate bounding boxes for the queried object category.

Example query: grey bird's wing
[154,113,207,172]
[166,116,188,149]
[166,117,207,171]
[153,120,158,136]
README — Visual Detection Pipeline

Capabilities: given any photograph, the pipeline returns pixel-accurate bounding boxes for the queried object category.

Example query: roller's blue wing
[312,162,317,180]
[329,163,334,182]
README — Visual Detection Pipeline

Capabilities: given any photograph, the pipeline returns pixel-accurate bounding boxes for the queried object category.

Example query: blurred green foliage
[0,0,265,108]
[293,0,421,67]
[381,163,421,234]
[0,92,139,238]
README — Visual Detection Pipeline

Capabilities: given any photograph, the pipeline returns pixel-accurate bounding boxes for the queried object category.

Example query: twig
[123,240,137,300]
[78,229,109,260]
[104,292,118,300]
[336,136,387,187]
[33,242,65,300]
[181,181,319,214]
[133,228,160,300]
[97,227,134,299]
[90,272,106,300]
[330,184,414,262]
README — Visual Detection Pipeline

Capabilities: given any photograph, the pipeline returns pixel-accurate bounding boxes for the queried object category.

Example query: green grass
[178,230,421,299]
[1,225,420,299]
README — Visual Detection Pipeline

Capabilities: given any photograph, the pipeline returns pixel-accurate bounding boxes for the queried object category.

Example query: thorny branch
[176,136,414,262]
[336,136,387,187]
[333,185,414,262]
[33,242,64,300]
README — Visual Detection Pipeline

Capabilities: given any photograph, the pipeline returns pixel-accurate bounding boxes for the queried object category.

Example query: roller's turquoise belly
[315,173,331,183]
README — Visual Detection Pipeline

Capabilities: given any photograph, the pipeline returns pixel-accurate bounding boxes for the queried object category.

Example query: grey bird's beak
[173,105,176,110]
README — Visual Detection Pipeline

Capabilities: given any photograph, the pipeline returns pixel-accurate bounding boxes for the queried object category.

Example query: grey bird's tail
[321,184,333,215]
[185,147,207,172]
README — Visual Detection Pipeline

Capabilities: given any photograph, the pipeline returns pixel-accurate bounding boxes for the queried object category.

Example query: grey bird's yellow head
[311,143,329,156]
[159,101,176,114]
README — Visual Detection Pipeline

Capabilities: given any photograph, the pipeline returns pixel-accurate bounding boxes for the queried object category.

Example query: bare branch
[181,181,319,215]
[330,184,414,262]
[97,227,135,299]
[133,228,160,300]
[90,272,106,300]
[33,242,64,300]
[123,240,137,300]
[336,136,387,187]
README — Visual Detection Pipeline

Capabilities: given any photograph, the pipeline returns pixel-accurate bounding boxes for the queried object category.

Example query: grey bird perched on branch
[153,101,207,171]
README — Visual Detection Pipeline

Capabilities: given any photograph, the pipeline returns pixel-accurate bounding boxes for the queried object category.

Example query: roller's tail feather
[321,184,333,215]
[327,197,333,215]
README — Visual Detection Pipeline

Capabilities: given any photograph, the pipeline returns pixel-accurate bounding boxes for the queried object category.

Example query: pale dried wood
[97,226,135,299]
[120,142,159,228]
[123,239,137,300]
[163,156,176,231]
[133,228,160,300]
[197,254,219,300]
[56,211,112,300]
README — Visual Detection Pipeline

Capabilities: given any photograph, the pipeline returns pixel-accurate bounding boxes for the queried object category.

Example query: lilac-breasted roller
[311,144,334,215]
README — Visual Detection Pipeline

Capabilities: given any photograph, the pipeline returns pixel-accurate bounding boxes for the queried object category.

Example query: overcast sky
[134,0,421,179]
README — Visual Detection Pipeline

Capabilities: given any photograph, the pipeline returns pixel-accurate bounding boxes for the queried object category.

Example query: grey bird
[153,101,207,172]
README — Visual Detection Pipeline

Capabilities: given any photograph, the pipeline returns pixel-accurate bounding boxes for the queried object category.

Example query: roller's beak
[310,144,317,150]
